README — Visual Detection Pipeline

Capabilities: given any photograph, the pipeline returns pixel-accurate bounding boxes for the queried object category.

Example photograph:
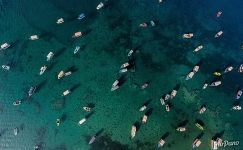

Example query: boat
[72,32,82,38]
[142,115,148,123]
[13,100,21,106]
[216,11,222,18]
[170,90,177,99]
[164,94,170,101]
[139,23,148,28]
[150,20,156,26]
[193,45,203,52]
[141,82,149,89]
[78,118,86,125]
[0,43,10,50]
[62,90,71,96]
[224,66,233,73]
[192,138,201,148]
[83,107,91,112]
[158,139,165,148]
[182,33,193,39]
[56,119,61,126]
[236,89,242,99]
[89,135,96,145]
[193,65,199,72]
[202,83,208,89]
[56,18,64,24]
[111,80,119,91]
[74,46,80,54]
[77,13,85,20]
[128,49,134,57]
[213,72,221,76]
[209,81,221,87]
[186,71,194,80]
[39,66,47,75]
[14,128,18,136]
[29,35,39,40]
[176,127,186,132]
[215,31,223,38]
[120,62,129,69]
[195,123,204,130]
[238,64,243,73]
[64,71,72,76]
[160,97,165,105]
[199,106,206,114]
[28,86,36,97]
[46,52,54,61]
[159,0,163,3]
[96,2,104,10]
[130,125,136,139]
[211,140,218,150]
[232,105,241,110]
[2,65,10,70]
[58,71,65,79]
[139,105,147,111]
[165,104,170,112]
[119,68,128,73]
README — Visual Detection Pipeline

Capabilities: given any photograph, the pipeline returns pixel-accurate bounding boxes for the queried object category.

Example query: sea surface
[0,0,243,150]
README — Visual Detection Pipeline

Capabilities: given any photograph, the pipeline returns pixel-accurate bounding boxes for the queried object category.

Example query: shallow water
[0,0,243,149]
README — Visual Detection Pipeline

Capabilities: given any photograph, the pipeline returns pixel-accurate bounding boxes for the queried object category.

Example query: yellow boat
[195,123,204,130]
[213,72,221,76]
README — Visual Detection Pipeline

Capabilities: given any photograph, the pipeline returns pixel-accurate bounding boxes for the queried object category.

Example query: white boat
[120,62,129,69]
[159,0,163,3]
[193,45,203,52]
[209,81,221,87]
[165,104,170,112]
[64,71,72,76]
[46,52,54,61]
[215,31,223,38]
[89,136,96,144]
[0,43,10,50]
[29,35,39,40]
[183,33,193,39]
[224,66,233,73]
[56,119,61,126]
[193,65,199,72]
[160,97,165,105]
[96,2,104,10]
[74,46,80,54]
[199,106,206,114]
[119,68,128,73]
[111,80,119,91]
[83,107,91,112]
[238,64,243,73]
[192,139,201,148]
[202,83,208,89]
[128,49,134,57]
[131,125,136,139]
[139,105,147,111]
[211,140,218,150]
[186,72,194,80]
[13,100,21,106]
[14,128,18,136]
[2,65,10,70]
[142,115,148,123]
[170,90,177,99]
[56,18,64,24]
[58,71,65,79]
[28,86,36,97]
[232,105,241,110]
[176,127,186,132]
[78,118,86,125]
[62,90,70,96]
[158,139,165,148]
[39,66,47,75]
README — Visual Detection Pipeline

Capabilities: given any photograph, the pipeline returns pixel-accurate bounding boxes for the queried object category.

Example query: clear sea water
[0,0,243,150]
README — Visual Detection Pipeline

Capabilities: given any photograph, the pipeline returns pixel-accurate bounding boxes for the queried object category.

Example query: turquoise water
[0,0,243,149]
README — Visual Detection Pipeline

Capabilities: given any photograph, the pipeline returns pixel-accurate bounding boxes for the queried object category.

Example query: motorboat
[64,71,72,76]
[14,128,18,136]
[150,20,156,26]
[236,89,242,99]
[74,46,80,54]
[13,100,21,106]
[77,13,85,20]
[0,43,10,50]
[238,64,243,73]
[202,83,208,89]
[165,104,170,112]
[39,66,47,75]
[78,118,86,125]
[215,31,223,38]
[141,82,149,89]
[193,65,199,72]
[193,45,203,52]
[131,125,136,139]
[58,71,65,79]
[170,90,177,99]
[216,11,222,18]
[119,68,128,73]
[232,105,241,110]
[142,115,148,123]
[160,97,165,105]
[183,33,193,39]
[56,119,61,126]
[213,72,221,76]
[139,105,147,111]
[195,123,204,130]
[186,71,194,80]
[158,138,165,148]
[96,2,104,10]
[224,66,233,73]
[176,127,186,132]
[128,49,134,57]
[111,80,119,91]
[164,94,170,101]
[199,106,206,114]
[120,62,129,69]
[56,18,64,24]
[89,135,96,145]
[209,81,221,87]
[62,90,71,96]
[192,138,201,148]
[72,32,82,38]
[28,86,36,97]
[83,107,91,112]
[159,0,163,3]
[2,65,10,70]
[46,52,54,61]
[211,140,218,150]
[29,35,39,40]
[139,23,148,28]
